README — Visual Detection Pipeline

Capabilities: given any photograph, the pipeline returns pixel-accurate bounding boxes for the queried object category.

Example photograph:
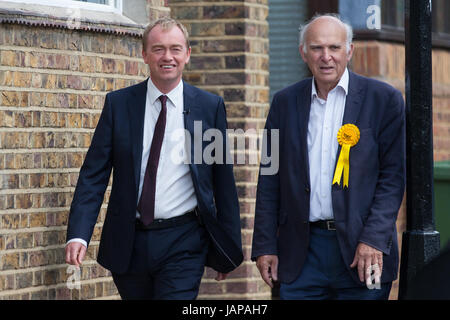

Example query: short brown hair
[142,17,190,52]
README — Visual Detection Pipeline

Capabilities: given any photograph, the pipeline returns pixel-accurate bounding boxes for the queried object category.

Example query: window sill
[0,0,143,37]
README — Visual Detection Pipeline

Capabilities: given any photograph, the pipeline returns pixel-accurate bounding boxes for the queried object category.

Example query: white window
[5,0,123,14]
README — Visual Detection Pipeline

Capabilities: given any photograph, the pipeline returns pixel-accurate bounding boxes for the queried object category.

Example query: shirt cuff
[66,238,87,248]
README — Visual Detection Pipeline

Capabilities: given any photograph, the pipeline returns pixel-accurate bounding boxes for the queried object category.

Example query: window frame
[4,0,122,14]
[306,0,450,50]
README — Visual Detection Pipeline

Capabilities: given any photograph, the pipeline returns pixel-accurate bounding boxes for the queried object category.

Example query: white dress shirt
[138,78,197,220]
[307,68,349,222]
[67,78,197,248]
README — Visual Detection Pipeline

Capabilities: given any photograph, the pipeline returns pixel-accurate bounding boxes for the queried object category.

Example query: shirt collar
[311,68,349,99]
[147,77,183,108]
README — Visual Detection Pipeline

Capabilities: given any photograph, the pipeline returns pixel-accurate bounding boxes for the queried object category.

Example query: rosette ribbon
[332,124,360,188]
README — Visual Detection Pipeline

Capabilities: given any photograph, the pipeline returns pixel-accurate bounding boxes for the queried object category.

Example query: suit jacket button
[305,187,310,193]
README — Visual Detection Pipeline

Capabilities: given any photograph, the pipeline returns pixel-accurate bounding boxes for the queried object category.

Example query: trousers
[279,225,392,300]
[112,219,208,300]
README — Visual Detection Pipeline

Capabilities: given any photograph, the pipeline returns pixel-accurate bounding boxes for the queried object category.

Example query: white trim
[4,0,122,14]
[112,0,122,13]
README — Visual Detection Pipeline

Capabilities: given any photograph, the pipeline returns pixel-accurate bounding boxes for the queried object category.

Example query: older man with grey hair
[251,14,405,299]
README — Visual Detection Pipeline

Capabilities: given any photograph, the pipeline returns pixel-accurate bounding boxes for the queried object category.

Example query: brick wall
[2,2,447,301]
[147,0,170,21]
[169,0,271,299]
[0,0,272,300]
[0,21,147,299]
[351,40,450,299]
[352,41,450,162]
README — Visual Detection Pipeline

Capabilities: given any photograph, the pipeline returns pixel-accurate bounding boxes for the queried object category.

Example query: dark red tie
[137,95,167,226]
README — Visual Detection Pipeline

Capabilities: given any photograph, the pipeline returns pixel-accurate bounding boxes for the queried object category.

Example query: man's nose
[321,48,331,62]
[162,50,173,60]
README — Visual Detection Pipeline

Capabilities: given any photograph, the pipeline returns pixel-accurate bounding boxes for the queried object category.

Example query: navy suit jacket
[67,79,243,274]
[251,71,406,285]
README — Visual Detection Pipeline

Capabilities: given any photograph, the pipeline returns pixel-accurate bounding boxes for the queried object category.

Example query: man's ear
[185,46,191,64]
[347,43,355,62]
[299,45,307,63]
[142,49,148,64]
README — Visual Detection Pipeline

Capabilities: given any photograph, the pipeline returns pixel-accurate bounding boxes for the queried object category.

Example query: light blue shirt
[307,68,349,222]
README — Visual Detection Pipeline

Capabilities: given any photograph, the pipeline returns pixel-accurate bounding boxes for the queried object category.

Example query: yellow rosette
[332,124,360,188]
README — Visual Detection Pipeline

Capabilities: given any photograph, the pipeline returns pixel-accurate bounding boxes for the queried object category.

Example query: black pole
[398,0,440,299]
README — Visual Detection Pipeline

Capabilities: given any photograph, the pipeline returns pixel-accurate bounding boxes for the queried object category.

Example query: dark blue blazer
[251,71,406,285]
[67,79,243,274]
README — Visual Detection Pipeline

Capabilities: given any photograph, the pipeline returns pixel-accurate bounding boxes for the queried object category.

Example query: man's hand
[256,255,278,288]
[350,243,383,288]
[215,272,228,281]
[65,242,87,267]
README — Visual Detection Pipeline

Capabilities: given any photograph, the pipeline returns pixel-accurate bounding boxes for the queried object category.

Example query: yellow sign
[332,124,360,188]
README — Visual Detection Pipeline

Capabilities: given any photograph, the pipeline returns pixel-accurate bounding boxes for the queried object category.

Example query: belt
[135,208,198,231]
[310,219,336,231]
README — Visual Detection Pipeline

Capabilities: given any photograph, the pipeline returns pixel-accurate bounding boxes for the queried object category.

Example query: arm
[212,98,241,248]
[66,93,114,264]
[351,89,406,284]
[358,89,406,254]
[211,98,242,279]
[251,95,282,286]
[251,94,281,259]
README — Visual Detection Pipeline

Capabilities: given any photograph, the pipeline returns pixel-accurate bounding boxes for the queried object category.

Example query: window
[380,0,450,47]
[268,0,310,102]
[382,0,450,35]
[5,0,122,13]
[336,0,450,49]
[381,0,404,30]
[431,0,450,35]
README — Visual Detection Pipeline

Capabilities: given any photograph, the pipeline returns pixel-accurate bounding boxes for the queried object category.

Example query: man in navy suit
[65,17,242,299]
[251,14,405,299]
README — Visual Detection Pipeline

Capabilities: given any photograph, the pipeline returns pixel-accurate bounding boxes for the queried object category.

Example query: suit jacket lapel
[128,79,148,196]
[182,81,200,181]
[342,71,364,125]
[332,71,365,190]
[297,80,312,188]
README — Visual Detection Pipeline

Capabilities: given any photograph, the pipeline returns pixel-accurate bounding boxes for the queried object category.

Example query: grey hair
[299,13,353,54]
